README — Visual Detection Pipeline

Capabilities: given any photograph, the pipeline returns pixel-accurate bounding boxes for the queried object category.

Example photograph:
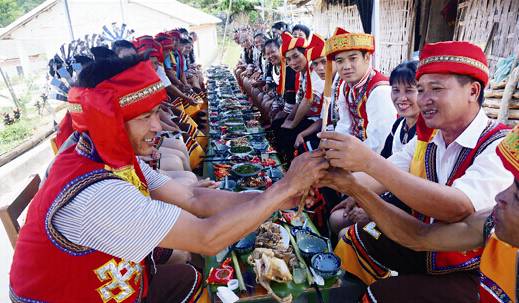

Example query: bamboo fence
[312,0,415,74]
[312,2,363,38]
[378,0,416,74]
[454,0,519,74]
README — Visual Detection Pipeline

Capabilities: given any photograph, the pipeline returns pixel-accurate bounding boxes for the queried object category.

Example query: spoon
[309,267,325,286]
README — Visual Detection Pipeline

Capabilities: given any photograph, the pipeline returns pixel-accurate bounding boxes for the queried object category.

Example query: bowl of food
[218,179,236,191]
[221,133,244,141]
[237,176,268,190]
[296,231,328,259]
[209,129,221,140]
[267,167,283,182]
[213,140,229,154]
[227,125,247,134]
[227,137,250,148]
[224,117,244,126]
[233,232,257,254]
[250,140,269,152]
[311,253,341,279]
[231,163,262,177]
[230,145,253,157]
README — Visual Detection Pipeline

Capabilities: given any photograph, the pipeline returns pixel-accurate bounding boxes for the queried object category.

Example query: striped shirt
[52,158,181,263]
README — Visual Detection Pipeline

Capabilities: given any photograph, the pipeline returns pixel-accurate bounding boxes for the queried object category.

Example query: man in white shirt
[318,41,513,302]
[324,27,396,154]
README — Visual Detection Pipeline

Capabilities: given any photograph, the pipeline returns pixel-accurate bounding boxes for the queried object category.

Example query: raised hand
[318,131,377,172]
[283,150,329,196]
[317,167,358,194]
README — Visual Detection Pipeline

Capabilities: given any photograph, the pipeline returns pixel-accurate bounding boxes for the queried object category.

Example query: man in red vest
[318,41,513,301]
[9,56,328,303]
[324,27,396,153]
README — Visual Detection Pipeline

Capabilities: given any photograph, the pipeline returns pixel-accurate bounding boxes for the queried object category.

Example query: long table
[200,66,356,303]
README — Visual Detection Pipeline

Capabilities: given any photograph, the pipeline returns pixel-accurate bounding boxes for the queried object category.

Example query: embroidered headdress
[278,32,309,95]
[133,35,164,63]
[68,60,167,192]
[323,27,374,98]
[416,41,489,86]
[497,124,519,179]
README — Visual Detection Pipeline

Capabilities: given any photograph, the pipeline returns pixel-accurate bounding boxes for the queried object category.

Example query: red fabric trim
[446,123,509,186]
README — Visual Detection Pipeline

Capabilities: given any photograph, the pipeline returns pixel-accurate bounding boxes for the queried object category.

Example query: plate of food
[227,125,247,133]
[223,117,244,126]
[232,163,262,177]
[237,175,269,190]
[255,222,290,249]
[230,145,253,157]
[246,120,261,128]
[226,137,249,147]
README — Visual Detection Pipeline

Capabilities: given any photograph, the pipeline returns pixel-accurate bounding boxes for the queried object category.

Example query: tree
[0,0,45,27]
[16,0,45,12]
[0,0,22,27]
[179,0,260,23]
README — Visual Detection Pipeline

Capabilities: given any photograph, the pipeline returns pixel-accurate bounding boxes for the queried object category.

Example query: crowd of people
[233,21,518,303]
[5,20,519,303]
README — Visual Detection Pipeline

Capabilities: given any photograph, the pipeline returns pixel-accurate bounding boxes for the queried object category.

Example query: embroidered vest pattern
[414,121,509,274]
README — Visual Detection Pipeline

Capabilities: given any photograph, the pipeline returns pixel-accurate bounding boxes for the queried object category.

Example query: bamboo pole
[497,65,519,124]
[219,0,233,63]
[0,67,20,109]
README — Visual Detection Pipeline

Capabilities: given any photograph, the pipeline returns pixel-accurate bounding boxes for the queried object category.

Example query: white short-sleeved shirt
[156,65,172,87]
[335,82,396,153]
[391,118,409,155]
[389,109,513,211]
[52,158,180,263]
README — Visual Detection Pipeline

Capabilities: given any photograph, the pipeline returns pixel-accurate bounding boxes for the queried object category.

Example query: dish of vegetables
[231,163,262,177]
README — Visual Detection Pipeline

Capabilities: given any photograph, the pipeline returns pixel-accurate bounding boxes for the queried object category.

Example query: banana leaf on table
[204,213,340,302]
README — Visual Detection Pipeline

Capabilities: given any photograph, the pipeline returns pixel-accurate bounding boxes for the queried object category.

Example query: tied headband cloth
[68,61,167,193]
[278,32,308,96]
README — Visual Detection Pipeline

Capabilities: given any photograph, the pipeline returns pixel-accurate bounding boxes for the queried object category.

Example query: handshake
[282,131,378,197]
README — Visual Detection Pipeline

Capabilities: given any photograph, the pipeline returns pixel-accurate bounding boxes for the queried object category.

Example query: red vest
[10,144,149,302]
[342,71,389,140]
[308,93,323,117]
[414,121,509,274]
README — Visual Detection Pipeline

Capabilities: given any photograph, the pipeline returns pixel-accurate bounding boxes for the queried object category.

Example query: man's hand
[282,150,329,196]
[294,133,305,148]
[331,196,357,214]
[347,206,370,225]
[192,178,220,189]
[318,168,359,194]
[319,131,377,172]
[279,192,316,211]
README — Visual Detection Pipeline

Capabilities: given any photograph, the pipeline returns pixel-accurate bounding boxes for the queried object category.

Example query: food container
[237,176,269,190]
[295,230,328,259]
[233,232,257,254]
[231,163,262,177]
[230,146,253,157]
[310,253,341,279]
[250,140,269,153]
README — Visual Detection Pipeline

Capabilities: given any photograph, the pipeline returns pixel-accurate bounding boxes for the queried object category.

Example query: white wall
[0,0,220,77]
[190,23,218,67]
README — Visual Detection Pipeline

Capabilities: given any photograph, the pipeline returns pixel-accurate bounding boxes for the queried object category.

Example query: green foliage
[0,118,35,154]
[179,0,259,22]
[0,0,22,27]
[0,0,45,27]
[16,0,44,12]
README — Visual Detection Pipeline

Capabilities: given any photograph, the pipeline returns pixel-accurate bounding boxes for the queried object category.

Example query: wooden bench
[0,174,41,248]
